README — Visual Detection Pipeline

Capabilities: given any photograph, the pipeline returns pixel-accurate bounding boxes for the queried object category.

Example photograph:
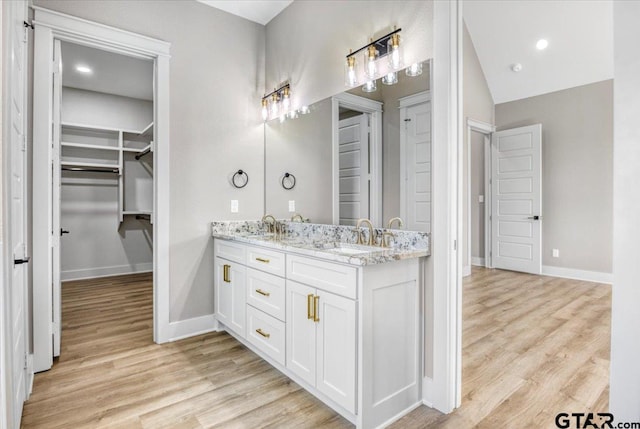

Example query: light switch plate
[288,200,295,212]
[231,200,239,213]
[552,249,559,258]
[479,195,484,203]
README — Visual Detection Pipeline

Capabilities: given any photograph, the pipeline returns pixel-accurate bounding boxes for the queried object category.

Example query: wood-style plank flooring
[22,267,611,428]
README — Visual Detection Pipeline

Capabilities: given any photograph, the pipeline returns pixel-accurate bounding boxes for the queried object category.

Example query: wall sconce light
[261,83,291,122]
[344,27,404,93]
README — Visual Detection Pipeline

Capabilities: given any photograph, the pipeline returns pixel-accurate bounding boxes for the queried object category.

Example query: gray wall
[469,130,485,260]
[462,22,494,270]
[265,98,333,223]
[495,80,613,273]
[610,1,640,419]
[35,0,266,321]
[60,87,153,280]
[265,1,433,109]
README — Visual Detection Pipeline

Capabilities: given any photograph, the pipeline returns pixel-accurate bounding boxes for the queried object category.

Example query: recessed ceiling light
[511,63,523,73]
[75,65,92,74]
[536,39,549,50]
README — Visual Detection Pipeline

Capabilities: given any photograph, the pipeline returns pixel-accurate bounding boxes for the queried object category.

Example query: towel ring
[232,169,249,188]
[282,172,296,190]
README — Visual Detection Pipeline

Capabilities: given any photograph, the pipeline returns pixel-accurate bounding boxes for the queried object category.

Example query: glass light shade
[270,94,280,118]
[364,45,378,79]
[288,109,298,119]
[300,105,310,115]
[345,56,359,87]
[261,99,269,121]
[362,80,377,93]
[387,34,402,70]
[382,71,398,85]
[282,87,291,112]
[406,62,423,77]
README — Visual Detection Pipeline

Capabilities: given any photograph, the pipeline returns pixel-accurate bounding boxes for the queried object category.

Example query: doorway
[32,7,171,373]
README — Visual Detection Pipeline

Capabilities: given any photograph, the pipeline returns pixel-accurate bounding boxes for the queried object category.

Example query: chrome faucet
[355,218,375,246]
[291,213,304,222]
[261,214,276,234]
[387,217,404,229]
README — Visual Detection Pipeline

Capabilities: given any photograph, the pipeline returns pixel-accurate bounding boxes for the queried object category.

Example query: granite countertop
[211,221,430,266]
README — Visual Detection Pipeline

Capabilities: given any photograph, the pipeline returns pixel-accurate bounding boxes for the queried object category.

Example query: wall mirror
[265,62,431,230]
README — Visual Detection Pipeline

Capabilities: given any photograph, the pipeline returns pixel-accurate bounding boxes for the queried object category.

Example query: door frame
[399,90,431,229]
[331,92,383,226]
[32,7,172,373]
[466,118,495,272]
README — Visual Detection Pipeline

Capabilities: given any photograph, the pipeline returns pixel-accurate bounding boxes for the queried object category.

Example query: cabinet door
[316,291,356,414]
[215,257,246,338]
[286,281,316,387]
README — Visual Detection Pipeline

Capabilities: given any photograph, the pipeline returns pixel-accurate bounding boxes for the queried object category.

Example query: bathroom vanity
[212,221,429,429]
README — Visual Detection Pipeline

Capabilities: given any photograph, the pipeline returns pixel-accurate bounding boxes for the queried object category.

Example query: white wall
[265,0,433,110]
[35,0,266,322]
[610,1,640,420]
[495,80,613,275]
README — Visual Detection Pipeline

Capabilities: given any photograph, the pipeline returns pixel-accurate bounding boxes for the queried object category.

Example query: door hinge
[453,240,457,251]
[24,353,28,370]
[21,134,27,152]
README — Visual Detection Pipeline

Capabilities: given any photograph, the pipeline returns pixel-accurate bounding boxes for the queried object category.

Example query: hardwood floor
[22,267,611,428]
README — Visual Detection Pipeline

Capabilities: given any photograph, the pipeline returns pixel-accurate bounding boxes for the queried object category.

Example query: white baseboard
[26,354,34,398]
[168,314,217,342]
[463,265,472,277]
[61,262,153,281]
[541,265,612,284]
[471,257,485,266]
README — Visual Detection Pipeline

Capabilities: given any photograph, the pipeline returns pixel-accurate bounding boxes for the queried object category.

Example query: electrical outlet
[552,249,559,258]
[478,195,484,203]
[288,200,295,212]
[231,200,239,213]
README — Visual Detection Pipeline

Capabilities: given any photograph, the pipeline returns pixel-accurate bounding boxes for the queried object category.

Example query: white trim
[398,90,431,109]
[426,0,462,414]
[399,91,432,227]
[167,314,218,342]
[466,119,494,270]
[26,354,33,397]
[462,266,471,277]
[61,263,153,282]
[541,266,612,284]
[331,93,383,226]
[471,257,485,266]
[32,8,172,373]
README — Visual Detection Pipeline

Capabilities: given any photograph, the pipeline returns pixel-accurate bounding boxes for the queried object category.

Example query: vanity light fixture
[300,105,310,115]
[344,27,402,88]
[382,71,398,85]
[405,62,423,77]
[261,83,291,122]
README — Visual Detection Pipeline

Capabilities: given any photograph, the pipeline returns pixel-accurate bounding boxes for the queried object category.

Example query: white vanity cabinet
[213,237,422,429]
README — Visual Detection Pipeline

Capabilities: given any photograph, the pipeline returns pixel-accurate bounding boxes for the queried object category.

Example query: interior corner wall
[610,1,640,420]
[462,21,494,271]
[265,0,433,110]
[33,1,266,322]
[495,80,613,275]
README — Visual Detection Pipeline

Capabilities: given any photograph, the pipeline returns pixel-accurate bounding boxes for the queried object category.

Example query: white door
[491,124,542,274]
[338,114,369,226]
[285,281,316,387]
[402,101,432,232]
[315,290,356,414]
[214,258,246,337]
[52,39,63,357]
[6,0,29,424]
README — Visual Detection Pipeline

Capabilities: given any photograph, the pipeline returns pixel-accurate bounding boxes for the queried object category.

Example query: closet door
[52,39,63,357]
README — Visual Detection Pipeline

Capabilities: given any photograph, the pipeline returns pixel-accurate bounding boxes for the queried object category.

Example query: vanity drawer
[246,268,286,321]
[287,255,357,299]
[246,305,286,366]
[246,245,286,277]
[214,239,246,264]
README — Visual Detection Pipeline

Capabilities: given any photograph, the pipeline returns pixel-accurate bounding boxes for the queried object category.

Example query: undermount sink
[323,243,383,255]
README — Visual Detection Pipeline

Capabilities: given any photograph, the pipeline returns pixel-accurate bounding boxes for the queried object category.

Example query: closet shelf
[139,122,153,137]
[61,121,141,135]
[61,142,120,151]
[122,211,152,215]
[61,161,119,169]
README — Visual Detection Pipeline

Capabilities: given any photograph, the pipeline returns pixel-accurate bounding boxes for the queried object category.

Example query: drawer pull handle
[255,257,270,264]
[314,295,320,323]
[223,264,230,283]
[256,328,270,338]
[307,294,314,320]
[256,289,270,297]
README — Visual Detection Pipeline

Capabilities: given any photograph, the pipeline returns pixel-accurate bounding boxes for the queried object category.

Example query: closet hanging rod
[135,147,151,160]
[62,166,119,174]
